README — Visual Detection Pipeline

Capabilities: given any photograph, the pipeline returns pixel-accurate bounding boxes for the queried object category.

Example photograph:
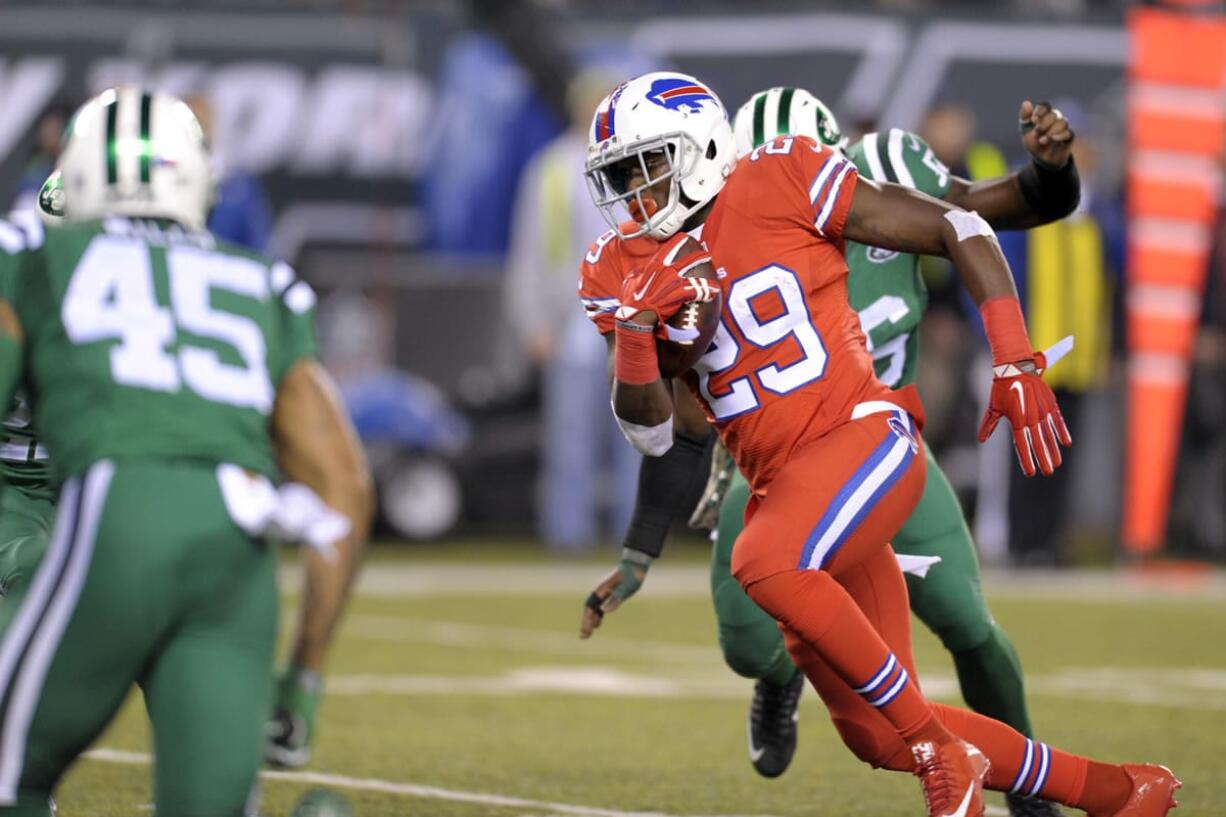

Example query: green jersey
[0,215,317,484]
[845,128,952,387]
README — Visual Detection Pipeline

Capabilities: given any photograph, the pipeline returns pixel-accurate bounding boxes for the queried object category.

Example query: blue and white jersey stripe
[806,153,856,236]
[797,410,917,571]
[808,155,846,206]
[814,161,854,235]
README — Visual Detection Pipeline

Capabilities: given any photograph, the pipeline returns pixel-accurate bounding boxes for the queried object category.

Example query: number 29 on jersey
[693,264,827,421]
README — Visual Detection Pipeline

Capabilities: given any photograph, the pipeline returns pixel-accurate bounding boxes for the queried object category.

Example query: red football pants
[729,410,1103,807]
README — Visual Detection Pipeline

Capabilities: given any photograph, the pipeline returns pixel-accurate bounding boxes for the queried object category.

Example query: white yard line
[325,563,1226,602]
[337,606,1226,712]
[342,614,722,666]
[319,665,1226,713]
[1028,667,1226,712]
[82,748,783,817]
[327,666,962,701]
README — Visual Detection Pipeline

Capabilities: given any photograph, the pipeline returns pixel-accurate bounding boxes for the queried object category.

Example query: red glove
[615,237,717,331]
[977,297,1072,477]
[977,351,1073,477]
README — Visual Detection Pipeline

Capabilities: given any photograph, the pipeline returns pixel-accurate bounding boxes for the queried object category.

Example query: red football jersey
[577,140,919,493]
[691,136,919,491]
[578,222,668,334]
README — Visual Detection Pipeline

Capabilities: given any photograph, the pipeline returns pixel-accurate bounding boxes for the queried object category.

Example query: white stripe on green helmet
[732,86,847,159]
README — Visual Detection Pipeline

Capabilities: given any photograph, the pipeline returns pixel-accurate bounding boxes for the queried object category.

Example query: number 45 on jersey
[62,237,283,413]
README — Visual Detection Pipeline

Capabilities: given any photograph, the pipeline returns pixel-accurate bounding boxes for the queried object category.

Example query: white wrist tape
[943,209,994,242]
[216,464,348,560]
[613,406,674,457]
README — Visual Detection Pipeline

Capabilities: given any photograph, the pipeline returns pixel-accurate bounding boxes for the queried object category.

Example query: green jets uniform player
[0,88,371,816]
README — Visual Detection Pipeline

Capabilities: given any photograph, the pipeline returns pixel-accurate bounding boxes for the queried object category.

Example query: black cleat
[1006,793,1065,817]
[746,670,804,778]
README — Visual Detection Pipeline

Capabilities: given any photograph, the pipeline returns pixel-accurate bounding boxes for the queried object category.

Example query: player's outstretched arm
[272,360,374,675]
[942,100,1079,230]
[844,181,1072,476]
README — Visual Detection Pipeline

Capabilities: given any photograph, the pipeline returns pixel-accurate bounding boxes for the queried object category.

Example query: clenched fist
[1019,100,1074,170]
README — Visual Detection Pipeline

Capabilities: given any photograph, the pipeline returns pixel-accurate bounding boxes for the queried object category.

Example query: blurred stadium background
[2,0,1222,561]
[2,1,1225,815]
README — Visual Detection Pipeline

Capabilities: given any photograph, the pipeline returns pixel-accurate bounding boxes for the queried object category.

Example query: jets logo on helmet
[645,77,717,113]
[37,169,65,226]
[55,87,215,230]
[732,86,848,159]
[584,71,735,240]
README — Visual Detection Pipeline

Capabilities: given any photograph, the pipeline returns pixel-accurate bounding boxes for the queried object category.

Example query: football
[657,266,721,379]
[288,789,353,817]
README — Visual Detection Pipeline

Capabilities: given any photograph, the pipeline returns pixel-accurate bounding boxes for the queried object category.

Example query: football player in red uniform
[580,71,1179,817]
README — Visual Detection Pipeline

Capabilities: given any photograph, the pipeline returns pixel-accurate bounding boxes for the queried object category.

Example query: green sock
[762,649,801,687]
[951,626,1034,738]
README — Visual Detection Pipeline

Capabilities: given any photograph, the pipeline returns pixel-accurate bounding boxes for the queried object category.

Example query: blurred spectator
[186,94,274,253]
[918,103,980,317]
[914,102,982,453]
[503,70,638,553]
[419,32,563,256]
[10,101,74,213]
[921,102,977,177]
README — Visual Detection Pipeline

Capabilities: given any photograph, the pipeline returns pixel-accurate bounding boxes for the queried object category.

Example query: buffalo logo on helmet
[645,77,716,113]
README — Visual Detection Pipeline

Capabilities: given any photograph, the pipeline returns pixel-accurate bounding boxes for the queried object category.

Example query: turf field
[59,543,1226,816]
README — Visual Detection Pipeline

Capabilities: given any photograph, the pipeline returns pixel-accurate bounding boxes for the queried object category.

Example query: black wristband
[621,430,712,559]
[1018,155,1080,222]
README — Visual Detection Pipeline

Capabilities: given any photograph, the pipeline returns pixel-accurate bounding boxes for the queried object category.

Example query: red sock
[745,569,949,741]
[1078,761,1133,816]
[930,703,1130,811]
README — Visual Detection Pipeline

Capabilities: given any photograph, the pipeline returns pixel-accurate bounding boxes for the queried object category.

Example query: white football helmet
[57,87,214,230]
[585,71,735,240]
[732,87,848,159]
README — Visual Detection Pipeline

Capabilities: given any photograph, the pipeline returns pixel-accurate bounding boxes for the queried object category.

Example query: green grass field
[56,543,1226,816]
